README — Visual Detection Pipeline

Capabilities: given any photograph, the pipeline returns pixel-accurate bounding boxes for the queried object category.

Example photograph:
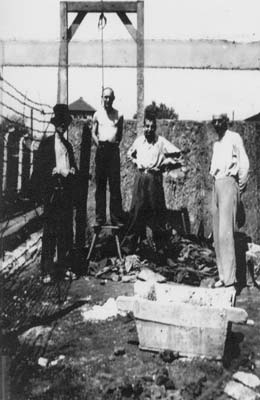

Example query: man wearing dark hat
[210,113,249,289]
[30,104,77,279]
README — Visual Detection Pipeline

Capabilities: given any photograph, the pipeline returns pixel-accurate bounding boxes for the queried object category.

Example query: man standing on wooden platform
[210,114,249,289]
[122,109,183,255]
[92,87,124,227]
[29,104,77,280]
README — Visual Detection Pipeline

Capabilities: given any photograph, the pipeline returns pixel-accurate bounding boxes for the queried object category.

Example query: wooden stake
[57,2,68,104]
[136,0,144,136]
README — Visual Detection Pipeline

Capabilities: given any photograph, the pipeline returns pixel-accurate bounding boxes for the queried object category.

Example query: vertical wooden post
[0,40,4,124]
[136,0,144,136]
[0,43,4,198]
[30,108,33,137]
[57,2,68,104]
[2,133,9,196]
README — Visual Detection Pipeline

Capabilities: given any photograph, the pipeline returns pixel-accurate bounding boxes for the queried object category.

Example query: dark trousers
[95,142,123,225]
[41,176,73,275]
[122,169,167,253]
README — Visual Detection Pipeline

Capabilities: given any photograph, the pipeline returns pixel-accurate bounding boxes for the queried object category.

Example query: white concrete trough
[117,281,249,360]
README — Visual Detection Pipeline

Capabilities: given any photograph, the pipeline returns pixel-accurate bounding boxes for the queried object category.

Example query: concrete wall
[69,120,260,243]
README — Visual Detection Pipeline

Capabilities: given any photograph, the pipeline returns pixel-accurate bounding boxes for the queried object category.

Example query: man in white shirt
[210,114,249,288]
[122,110,182,254]
[92,87,124,226]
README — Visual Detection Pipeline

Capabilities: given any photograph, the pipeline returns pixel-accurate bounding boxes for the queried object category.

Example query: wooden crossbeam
[117,12,137,42]
[66,1,137,13]
[67,12,88,42]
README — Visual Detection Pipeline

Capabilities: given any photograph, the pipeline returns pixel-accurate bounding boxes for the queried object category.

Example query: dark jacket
[29,134,77,204]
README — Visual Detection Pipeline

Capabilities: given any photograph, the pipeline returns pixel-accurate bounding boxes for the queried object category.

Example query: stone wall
[69,120,260,243]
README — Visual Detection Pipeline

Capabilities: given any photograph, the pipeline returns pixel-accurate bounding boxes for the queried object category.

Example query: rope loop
[98,12,107,30]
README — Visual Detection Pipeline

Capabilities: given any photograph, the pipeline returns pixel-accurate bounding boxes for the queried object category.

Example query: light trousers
[212,176,239,286]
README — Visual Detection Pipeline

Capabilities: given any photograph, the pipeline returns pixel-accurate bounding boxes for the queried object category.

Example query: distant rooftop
[69,97,96,113]
[245,112,260,122]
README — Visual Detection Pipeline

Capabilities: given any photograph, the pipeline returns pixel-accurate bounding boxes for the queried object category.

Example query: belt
[138,168,161,175]
[98,141,118,146]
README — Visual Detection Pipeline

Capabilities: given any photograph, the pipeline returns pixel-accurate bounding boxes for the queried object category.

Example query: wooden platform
[117,282,248,360]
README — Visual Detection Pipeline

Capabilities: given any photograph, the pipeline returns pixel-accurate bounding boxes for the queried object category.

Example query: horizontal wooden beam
[1,40,260,70]
[66,1,137,13]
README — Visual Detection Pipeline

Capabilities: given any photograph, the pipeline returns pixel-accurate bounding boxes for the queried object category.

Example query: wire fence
[0,76,53,210]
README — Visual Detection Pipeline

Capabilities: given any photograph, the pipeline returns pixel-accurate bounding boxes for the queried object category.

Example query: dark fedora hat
[50,103,72,125]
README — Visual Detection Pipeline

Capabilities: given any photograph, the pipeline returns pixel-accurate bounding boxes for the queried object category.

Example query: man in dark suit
[30,104,77,279]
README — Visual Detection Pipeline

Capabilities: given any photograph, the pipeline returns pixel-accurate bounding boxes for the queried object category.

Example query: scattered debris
[160,350,180,363]
[138,267,167,283]
[49,355,65,367]
[125,254,141,273]
[113,346,126,356]
[18,325,52,346]
[224,380,259,400]
[38,357,48,367]
[233,371,260,389]
[81,297,125,322]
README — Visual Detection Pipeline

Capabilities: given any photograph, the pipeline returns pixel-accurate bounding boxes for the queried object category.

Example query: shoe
[212,280,224,288]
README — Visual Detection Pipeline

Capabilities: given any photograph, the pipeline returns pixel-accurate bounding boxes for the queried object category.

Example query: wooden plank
[136,320,226,359]
[117,12,137,42]
[117,294,247,324]
[134,298,229,358]
[0,207,43,238]
[153,282,235,308]
[226,307,248,324]
[67,12,88,42]
[133,298,228,329]
[57,2,68,104]
[2,40,260,70]
[224,380,258,400]
[134,281,236,307]
[66,1,137,13]
[136,0,144,136]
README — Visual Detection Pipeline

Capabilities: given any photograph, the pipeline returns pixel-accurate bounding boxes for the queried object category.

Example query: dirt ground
[4,269,260,400]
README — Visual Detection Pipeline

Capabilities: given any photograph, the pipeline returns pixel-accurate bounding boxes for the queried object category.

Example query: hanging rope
[98,10,107,97]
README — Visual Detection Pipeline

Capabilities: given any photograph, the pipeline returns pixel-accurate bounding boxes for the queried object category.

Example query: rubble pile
[89,254,148,283]
[90,233,217,287]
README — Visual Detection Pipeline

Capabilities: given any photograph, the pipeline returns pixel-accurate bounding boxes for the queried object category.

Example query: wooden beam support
[57,2,68,104]
[66,1,137,13]
[117,12,137,42]
[67,12,88,42]
[136,0,144,135]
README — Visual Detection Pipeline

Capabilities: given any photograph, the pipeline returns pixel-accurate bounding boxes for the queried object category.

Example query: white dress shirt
[128,134,181,171]
[210,129,249,192]
[54,133,70,177]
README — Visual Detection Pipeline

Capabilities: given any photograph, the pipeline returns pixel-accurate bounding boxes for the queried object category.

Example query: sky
[1,0,260,121]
